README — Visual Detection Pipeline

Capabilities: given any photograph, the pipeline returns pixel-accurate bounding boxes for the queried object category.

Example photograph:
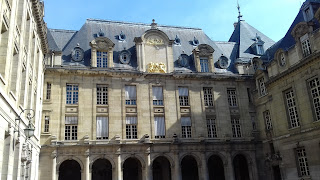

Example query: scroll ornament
[147,62,166,73]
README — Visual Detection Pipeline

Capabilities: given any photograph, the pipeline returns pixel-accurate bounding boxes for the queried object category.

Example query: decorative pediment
[291,22,312,40]
[193,44,215,56]
[90,37,115,50]
[140,29,173,46]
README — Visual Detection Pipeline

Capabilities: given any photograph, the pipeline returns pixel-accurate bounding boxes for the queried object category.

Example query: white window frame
[97,84,108,105]
[66,84,78,104]
[296,148,310,177]
[97,51,108,68]
[152,86,164,106]
[179,87,189,106]
[126,116,137,139]
[231,118,241,138]
[181,117,192,138]
[203,87,214,107]
[65,116,78,140]
[44,116,50,133]
[284,89,300,128]
[207,118,217,138]
[96,116,109,140]
[125,85,137,105]
[154,116,165,138]
[200,58,209,72]
[300,34,312,57]
[308,77,320,121]
[258,77,267,96]
[46,82,51,100]
[263,110,272,130]
[227,88,237,107]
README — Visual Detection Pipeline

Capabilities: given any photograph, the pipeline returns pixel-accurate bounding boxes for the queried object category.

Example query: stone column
[51,150,57,180]
[201,152,209,180]
[85,150,90,180]
[116,152,122,180]
[145,148,152,180]
[174,152,181,180]
[226,152,235,180]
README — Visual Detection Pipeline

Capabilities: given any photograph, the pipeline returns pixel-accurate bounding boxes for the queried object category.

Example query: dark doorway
[92,158,112,180]
[153,156,172,180]
[272,165,282,180]
[58,160,81,180]
[123,157,142,180]
[233,154,250,180]
[181,155,199,180]
[208,155,225,180]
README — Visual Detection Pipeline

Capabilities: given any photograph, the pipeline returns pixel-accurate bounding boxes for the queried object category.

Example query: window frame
[44,116,50,133]
[96,116,109,140]
[154,116,165,139]
[295,147,310,177]
[283,88,300,128]
[203,87,214,107]
[46,82,51,100]
[258,77,267,96]
[307,77,320,122]
[231,118,242,138]
[178,87,189,106]
[126,116,138,139]
[207,117,217,138]
[200,58,209,72]
[96,51,108,68]
[227,88,238,107]
[263,110,272,130]
[181,116,192,138]
[152,86,164,106]
[300,34,312,57]
[66,84,79,104]
[97,84,108,105]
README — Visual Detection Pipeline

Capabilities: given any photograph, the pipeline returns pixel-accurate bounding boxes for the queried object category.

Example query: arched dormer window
[90,37,115,68]
[291,22,313,58]
[192,44,215,73]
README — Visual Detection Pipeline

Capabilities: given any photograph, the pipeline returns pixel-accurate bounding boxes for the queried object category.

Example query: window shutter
[125,86,136,100]
[152,87,163,100]
[154,117,165,136]
[179,87,189,96]
[126,116,137,124]
[181,117,191,126]
[65,116,78,124]
[96,117,108,138]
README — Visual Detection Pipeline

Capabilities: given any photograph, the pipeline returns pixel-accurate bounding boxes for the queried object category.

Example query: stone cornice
[44,67,254,81]
[31,0,48,54]
[266,51,320,86]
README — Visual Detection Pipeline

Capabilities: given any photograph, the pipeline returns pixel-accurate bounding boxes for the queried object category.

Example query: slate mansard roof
[47,18,275,74]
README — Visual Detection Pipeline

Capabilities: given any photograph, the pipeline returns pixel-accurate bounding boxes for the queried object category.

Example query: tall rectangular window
[284,89,300,128]
[301,34,311,57]
[296,148,310,176]
[203,87,214,107]
[46,82,51,100]
[126,116,137,139]
[181,117,192,138]
[65,116,78,140]
[125,85,137,105]
[200,58,209,72]
[152,86,163,106]
[66,84,78,104]
[154,116,165,138]
[44,116,50,133]
[258,77,267,96]
[97,51,108,68]
[231,118,241,137]
[96,116,108,139]
[263,110,272,130]
[257,45,264,55]
[179,87,189,106]
[97,85,108,105]
[207,118,217,138]
[308,77,320,121]
[227,88,237,107]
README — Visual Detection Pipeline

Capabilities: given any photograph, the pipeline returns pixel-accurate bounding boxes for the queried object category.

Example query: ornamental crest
[147,62,166,73]
[146,38,164,45]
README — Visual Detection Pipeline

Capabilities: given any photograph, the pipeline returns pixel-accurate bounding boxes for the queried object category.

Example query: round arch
[56,156,84,172]
[206,152,227,166]
[142,29,171,45]
[89,155,116,170]
[151,154,175,168]
[58,159,81,180]
[121,154,146,169]
[179,153,202,168]
[180,155,200,180]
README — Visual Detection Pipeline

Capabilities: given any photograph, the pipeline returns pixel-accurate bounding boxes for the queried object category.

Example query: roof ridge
[86,18,202,30]
[49,28,78,33]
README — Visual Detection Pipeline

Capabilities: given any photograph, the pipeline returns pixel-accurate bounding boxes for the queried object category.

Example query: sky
[43,0,303,42]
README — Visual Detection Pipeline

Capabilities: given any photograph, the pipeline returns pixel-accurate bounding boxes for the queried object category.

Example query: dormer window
[97,51,108,68]
[257,45,264,55]
[300,34,311,57]
[192,44,214,73]
[251,34,265,55]
[302,4,314,22]
[280,53,286,66]
[174,35,181,45]
[119,31,126,41]
[90,37,115,68]
[200,58,209,72]
[192,37,199,46]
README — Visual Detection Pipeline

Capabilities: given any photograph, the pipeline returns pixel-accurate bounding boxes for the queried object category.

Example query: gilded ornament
[146,38,164,45]
[147,62,166,73]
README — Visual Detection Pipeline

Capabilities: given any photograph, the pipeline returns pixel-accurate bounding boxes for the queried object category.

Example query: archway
[152,156,171,180]
[233,154,250,180]
[123,157,142,180]
[92,158,112,180]
[208,155,225,180]
[181,155,199,180]
[58,160,81,180]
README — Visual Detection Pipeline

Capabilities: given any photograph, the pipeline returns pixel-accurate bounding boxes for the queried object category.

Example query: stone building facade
[35,0,320,180]
[0,0,47,179]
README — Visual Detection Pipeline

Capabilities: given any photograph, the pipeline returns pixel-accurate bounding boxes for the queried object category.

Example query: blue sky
[43,0,302,42]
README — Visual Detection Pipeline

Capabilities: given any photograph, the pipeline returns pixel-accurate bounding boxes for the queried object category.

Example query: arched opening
[208,155,225,180]
[181,155,199,180]
[152,156,171,180]
[123,157,142,180]
[233,154,250,180]
[92,158,112,180]
[58,160,81,180]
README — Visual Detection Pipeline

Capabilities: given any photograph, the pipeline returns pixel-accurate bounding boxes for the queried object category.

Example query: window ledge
[41,132,51,136]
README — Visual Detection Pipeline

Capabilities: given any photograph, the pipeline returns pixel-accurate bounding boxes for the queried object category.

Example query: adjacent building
[0,0,48,179]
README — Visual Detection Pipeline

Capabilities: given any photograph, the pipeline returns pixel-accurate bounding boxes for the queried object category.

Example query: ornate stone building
[0,0,48,179]
[36,0,320,180]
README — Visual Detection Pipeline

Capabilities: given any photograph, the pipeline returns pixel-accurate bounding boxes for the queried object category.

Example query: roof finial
[151,19,157,29]
[237,0,243,22]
